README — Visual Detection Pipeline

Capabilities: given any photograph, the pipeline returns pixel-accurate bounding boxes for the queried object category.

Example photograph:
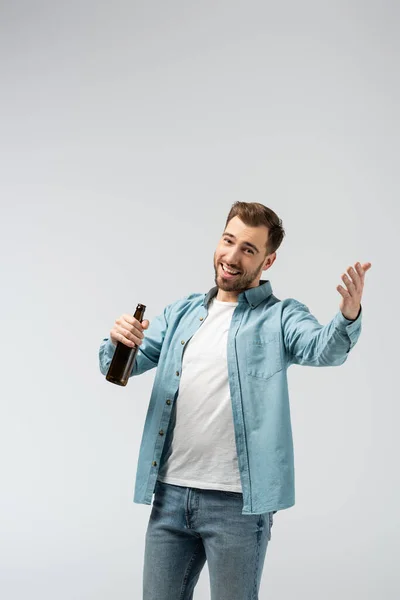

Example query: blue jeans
[143,480,274,600]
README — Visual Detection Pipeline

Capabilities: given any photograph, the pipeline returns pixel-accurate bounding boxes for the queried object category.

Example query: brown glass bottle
[106,303,146,386]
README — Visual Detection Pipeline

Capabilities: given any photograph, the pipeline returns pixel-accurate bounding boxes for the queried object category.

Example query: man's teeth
[222,264,240,275]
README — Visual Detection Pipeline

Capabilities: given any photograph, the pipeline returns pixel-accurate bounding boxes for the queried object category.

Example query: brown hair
[224,202,285,256]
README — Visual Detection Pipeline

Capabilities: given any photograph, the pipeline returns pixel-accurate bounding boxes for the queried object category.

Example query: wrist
[341,304,361,321]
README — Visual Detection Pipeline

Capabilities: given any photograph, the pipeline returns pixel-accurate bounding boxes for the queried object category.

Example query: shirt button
[152,461,157,466]
[176,371,179,376]
[166,399,171,405]
[199,317,203,321]
[181,340,185,345]
[159,430,164,436]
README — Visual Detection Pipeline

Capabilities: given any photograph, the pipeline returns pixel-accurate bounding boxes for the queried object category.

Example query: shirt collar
[203,279,273,309]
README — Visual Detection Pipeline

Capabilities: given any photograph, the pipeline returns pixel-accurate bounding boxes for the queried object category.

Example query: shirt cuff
[103,338,117,359]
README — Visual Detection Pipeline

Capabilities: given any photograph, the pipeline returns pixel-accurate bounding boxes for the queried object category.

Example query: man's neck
[216,289,240,302]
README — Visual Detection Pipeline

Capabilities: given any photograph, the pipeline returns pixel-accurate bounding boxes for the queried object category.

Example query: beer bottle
[106,303,146,386]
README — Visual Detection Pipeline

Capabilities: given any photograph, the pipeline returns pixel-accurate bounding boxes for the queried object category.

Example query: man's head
[213,202,285,301]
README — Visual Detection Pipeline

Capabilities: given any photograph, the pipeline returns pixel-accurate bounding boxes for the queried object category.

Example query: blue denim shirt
[99,280,362,515]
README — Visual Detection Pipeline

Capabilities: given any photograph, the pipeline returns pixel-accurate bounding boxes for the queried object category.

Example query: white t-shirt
[157,296,242,492]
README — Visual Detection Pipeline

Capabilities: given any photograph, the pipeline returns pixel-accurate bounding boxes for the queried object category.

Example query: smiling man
[214,213,278,301]
[99,202,370,600]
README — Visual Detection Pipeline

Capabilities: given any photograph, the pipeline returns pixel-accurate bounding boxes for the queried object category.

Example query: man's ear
[263,252,276,270]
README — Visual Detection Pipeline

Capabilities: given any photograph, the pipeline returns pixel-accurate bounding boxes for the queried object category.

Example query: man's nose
[224,249,241,265]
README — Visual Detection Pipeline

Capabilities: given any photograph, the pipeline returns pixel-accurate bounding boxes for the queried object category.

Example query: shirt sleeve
[281,299,362,367]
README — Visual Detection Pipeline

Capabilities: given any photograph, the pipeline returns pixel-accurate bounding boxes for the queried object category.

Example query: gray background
[1,1,399,598]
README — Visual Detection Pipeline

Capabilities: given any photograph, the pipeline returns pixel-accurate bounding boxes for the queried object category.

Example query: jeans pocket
[220,490,243,497]
[154,479,162,495]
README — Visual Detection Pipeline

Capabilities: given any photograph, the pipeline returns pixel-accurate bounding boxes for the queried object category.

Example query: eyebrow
[223,232,260,254]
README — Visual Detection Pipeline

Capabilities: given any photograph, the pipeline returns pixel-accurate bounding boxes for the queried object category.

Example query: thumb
[142,319,150,329]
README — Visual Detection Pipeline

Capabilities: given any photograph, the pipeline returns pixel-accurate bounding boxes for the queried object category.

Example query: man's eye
[224,239,253,254]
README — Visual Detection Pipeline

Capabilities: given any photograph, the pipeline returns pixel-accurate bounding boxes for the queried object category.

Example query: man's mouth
[220,264,241,278]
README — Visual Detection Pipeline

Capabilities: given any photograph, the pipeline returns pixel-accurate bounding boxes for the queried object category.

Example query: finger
[347,265,361,291]
[341,273,356,296]
[112,330,135,348]
[117,326,143,346]
[128,325,145,344]
[121,314,144,329]
[355,262,364,280]
[119,316,144,336]
[122,314,135,324]
[355,262,371,280]
[337,284,350,298]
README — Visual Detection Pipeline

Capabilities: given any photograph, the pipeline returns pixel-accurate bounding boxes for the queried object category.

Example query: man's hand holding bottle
[110,314,150,348]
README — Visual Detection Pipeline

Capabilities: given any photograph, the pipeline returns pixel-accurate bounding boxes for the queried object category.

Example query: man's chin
[215,275,242,291]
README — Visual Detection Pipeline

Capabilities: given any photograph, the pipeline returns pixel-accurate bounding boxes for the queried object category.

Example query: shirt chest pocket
[246,333,283,380]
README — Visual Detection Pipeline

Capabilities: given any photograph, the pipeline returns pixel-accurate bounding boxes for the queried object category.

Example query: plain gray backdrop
[1,1,399,598]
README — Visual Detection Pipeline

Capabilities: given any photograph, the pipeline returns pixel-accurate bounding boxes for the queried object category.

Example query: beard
[213,253,265,293]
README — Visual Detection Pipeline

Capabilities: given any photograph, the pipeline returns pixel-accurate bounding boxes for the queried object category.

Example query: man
[99,202,371,600]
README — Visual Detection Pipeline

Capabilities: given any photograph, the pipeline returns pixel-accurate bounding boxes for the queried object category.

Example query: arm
[282,300,362,367]
[282,260,370,367]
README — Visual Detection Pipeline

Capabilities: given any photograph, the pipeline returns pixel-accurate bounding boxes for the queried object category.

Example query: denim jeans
[143,480,274,600]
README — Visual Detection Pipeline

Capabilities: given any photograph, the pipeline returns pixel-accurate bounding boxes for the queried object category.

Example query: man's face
[213,216,276,294]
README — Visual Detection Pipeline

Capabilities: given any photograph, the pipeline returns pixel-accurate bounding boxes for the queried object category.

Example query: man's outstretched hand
[337,262,372,320]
